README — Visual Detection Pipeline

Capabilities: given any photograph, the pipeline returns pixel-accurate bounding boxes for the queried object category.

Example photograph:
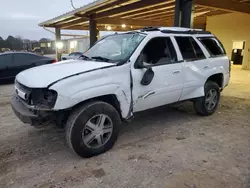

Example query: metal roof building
[39,0,250,60]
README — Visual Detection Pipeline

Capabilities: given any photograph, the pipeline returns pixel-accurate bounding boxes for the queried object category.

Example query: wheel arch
[73,94,122,118]
[206,73,224,88]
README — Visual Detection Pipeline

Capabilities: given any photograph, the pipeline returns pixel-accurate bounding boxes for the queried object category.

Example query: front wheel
[194,81,220,116]
[65,101,121,158]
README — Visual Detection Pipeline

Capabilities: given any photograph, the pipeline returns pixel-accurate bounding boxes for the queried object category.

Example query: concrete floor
[223,65,250,99]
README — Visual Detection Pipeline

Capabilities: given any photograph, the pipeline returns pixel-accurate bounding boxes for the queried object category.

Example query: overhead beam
[58,18,88,28]
[97,17,167,27]
[195,0,250,14]
[94,0,167,19]
[86,0,130,15]
[117,1,175,18]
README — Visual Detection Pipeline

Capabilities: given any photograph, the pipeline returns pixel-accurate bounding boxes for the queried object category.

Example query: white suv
[11,27,230,158]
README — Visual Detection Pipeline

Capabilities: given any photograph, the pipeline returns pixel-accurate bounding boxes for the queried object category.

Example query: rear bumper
[223,72,230,88]
[11,95,52,125]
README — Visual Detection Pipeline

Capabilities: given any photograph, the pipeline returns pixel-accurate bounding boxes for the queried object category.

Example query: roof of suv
[132,27,214,37]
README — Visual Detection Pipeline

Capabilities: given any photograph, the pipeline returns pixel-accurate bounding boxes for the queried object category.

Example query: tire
[194,81,220,116]
[65,101,121,158]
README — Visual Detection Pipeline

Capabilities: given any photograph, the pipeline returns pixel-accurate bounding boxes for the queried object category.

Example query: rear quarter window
[198,37,226,57]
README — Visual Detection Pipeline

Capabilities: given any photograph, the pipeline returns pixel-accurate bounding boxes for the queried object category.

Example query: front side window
[198,37,225,57]
[84,33,145,63]
[141,37,178,66]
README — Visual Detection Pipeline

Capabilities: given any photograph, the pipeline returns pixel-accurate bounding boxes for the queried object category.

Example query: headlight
[30,89,57,109]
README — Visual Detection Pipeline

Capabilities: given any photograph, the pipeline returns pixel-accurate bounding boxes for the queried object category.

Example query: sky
[0,0,95,40]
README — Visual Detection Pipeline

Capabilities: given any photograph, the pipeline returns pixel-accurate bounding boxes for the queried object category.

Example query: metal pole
[174,0,181,27]
[181,0,193,28]
[89,15,98,47]
[55,28,61,61]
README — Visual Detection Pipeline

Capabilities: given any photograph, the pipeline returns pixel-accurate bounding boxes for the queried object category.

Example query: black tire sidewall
[69,102,121,158]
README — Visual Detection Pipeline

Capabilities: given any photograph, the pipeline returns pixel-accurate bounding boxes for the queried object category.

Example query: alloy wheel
[82,114,113,148]
[205,89,218,110]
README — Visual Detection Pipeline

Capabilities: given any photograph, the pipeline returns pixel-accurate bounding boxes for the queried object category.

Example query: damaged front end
[11,80,60,127]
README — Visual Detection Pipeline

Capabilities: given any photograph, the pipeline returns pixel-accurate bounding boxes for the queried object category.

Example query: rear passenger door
[174,36,208,100]
[0,54,16,79]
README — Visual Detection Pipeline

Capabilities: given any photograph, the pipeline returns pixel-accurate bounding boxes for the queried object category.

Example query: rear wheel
[194,81,220,116]
[65,101,121,158]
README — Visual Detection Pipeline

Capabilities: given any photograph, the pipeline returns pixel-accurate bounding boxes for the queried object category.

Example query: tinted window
[141,37,178,66]
[175,37,196,61]
[165,38,178,63]
[14,54,38,66]
[0,54,13,69]
[198,37,225,56]
[190,38,205,59]
[75,52,82,56]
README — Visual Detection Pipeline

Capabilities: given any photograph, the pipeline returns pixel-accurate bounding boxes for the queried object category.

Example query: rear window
[198,37,226,57]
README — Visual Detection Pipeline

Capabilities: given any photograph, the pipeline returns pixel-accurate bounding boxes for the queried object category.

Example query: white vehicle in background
[62,52,83,60]
[11,27,230,158]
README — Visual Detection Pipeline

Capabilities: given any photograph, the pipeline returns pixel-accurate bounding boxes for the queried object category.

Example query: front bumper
[11,95,52,125]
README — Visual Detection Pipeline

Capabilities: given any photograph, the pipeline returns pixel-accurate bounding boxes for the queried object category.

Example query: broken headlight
[30,89,57,109]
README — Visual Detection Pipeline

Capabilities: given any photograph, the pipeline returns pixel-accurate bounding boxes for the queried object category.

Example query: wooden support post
[89,15,98,47]
[55,28,61,61]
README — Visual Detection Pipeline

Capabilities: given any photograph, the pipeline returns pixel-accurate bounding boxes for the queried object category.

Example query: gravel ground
[0,68,249,188]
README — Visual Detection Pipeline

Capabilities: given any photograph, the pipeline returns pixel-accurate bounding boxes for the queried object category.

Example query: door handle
[172,70,181,74]
[203,65,209,69]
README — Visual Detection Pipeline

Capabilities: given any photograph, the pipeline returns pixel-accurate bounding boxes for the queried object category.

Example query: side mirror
[135,53,146,69]
[141,67,154,86]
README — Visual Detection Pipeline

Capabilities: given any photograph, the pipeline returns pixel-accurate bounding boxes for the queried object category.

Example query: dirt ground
[0,66,249,188]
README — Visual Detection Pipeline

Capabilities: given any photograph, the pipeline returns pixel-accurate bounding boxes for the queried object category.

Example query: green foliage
[0,35,24,50]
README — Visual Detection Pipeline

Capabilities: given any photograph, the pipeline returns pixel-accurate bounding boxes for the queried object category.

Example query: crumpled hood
[16,60,114,88]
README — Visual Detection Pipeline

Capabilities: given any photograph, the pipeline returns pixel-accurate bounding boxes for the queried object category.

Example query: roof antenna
[70,0,76,9]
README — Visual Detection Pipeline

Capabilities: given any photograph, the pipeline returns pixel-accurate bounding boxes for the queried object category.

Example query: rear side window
[190,38,205,59]
[175,37,205,61]
[14,54,39,66]
[198,37,225,57]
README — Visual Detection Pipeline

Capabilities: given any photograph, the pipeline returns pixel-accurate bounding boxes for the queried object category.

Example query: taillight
[52,59,57,63]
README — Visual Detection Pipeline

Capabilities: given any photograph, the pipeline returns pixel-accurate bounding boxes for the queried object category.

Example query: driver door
[132,37,184,112]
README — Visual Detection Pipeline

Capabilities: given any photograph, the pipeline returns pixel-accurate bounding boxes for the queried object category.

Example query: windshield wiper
[91,56,111,62]
[78,54,92,60]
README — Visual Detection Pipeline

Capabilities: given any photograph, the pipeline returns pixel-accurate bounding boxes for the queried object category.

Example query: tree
[0,37,5,49]
[5,35,23,50]
[39,38,50,42]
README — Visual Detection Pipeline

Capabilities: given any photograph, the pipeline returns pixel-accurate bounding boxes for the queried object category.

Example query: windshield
[84,33,146,63]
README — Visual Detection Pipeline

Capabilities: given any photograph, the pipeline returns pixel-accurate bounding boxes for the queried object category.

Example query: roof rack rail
[140,27,160,32]
[161,30,211,35]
